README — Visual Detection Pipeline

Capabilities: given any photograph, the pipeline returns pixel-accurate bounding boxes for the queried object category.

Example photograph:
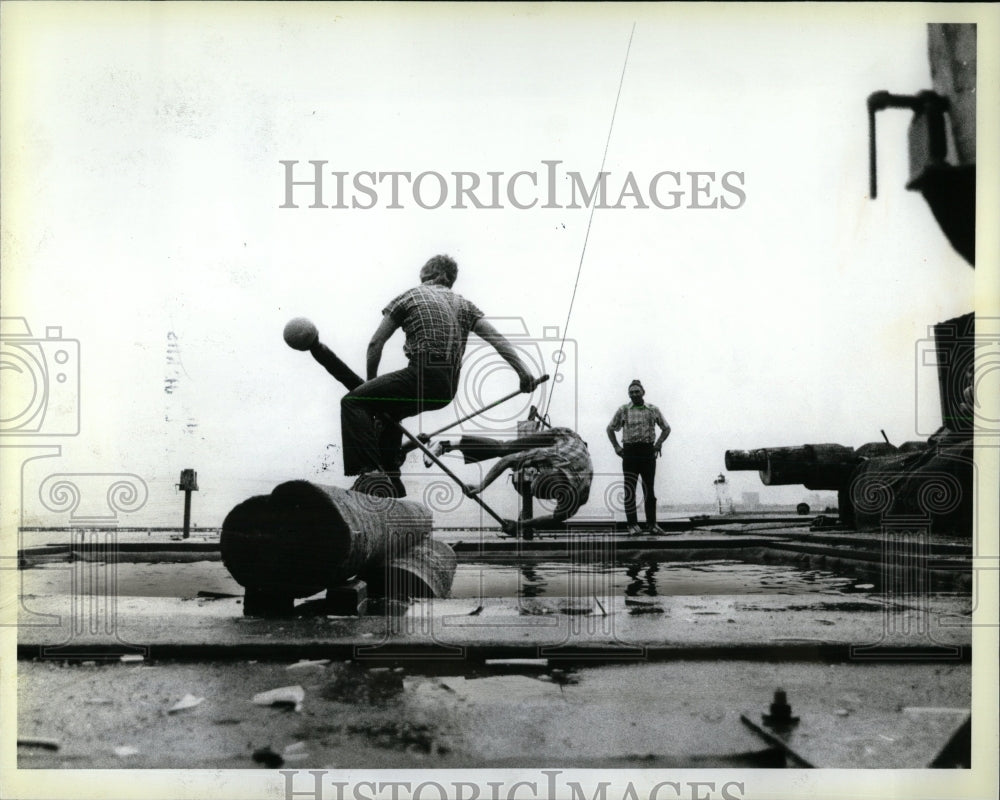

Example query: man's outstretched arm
[366,313,400,380]
[465,452,525,495]
[472,318,535,393]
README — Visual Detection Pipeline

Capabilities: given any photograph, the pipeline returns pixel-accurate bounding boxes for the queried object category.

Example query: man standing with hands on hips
[607,379,672,535]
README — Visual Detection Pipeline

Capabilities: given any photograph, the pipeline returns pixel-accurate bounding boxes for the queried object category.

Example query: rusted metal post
[177,469,198,539]
[519,474,534,522]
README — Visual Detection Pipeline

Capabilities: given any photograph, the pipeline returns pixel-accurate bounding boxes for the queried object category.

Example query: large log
[221,480,448,603]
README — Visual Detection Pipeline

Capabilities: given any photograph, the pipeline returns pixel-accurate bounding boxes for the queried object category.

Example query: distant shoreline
[15,507,830,536]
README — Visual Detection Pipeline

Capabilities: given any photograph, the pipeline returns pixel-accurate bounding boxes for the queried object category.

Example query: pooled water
[449,559,875,599]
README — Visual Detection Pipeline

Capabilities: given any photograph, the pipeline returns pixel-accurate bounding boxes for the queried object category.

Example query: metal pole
[182,489,192,539]
[382,415,508,527]
[519,477,533,522]
[400,374,549,456]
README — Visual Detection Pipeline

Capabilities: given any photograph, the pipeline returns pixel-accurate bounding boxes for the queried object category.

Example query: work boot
[350,471,404,498]
[626,523,643,536]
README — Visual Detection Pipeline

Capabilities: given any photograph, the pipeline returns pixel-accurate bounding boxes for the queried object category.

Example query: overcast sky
[2,3,988,529]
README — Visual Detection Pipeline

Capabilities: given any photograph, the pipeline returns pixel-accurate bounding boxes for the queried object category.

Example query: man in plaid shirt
[607,379,672,535]
[338,254,534,496]
[432,426,593,536]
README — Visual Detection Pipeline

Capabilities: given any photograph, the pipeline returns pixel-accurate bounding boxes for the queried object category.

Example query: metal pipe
[724,449,768,471]
[400,374,550,456]
[383,415,508,526]
[182,490,192,539]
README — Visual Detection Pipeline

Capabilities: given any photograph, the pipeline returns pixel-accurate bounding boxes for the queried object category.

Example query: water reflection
[448,558,876,600]
[624,562,659,597]
[518,564,547,599]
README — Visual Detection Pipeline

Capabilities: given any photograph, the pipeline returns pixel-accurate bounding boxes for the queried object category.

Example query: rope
[544,22,637,418]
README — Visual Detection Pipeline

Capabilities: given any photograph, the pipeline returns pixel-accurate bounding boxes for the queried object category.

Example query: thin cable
[543,22,636,418]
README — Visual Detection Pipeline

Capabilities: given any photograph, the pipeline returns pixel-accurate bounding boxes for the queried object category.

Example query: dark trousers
[311,343,457,476]
[622,443,657,525]
[341,363,457,476]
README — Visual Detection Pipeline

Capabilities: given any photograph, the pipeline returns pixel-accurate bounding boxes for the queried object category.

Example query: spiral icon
[39,477,82,515]
[850,474,895,514]
[107,477,149,514]
[603,480,629,515]
[351,483,396,514]
[422,479,463,514]
[541,478,585,511]
[917,472,963,514]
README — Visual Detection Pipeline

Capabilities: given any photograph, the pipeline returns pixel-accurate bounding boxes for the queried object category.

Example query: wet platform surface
[16,524,973,658]
[15,521,976,769]
[16,589,972,660]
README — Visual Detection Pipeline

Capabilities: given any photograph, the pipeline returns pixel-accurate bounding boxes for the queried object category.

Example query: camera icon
[914,314,998,438]
[453,317,577,435]
[0,317,80,436]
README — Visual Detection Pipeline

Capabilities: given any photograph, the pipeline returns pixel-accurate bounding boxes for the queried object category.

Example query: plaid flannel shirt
[609,403,668,445]
[515,427,593,501]
[383,284,484,368]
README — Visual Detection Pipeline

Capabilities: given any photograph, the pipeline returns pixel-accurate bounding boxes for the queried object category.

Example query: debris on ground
[167,693,205,714]
[252,685,304,712]
[283,741,310,761]
[286,659,330,671]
